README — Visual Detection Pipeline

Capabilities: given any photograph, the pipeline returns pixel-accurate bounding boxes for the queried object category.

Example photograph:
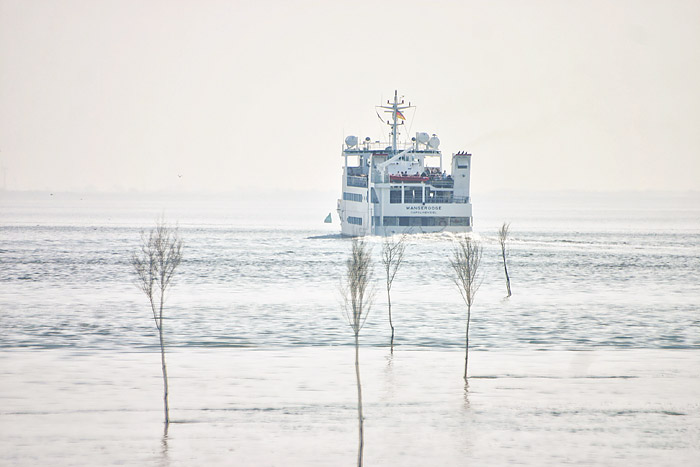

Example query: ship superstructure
[338,91,473,236]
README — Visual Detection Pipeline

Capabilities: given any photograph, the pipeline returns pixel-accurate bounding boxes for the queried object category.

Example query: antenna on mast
[378,90,413,154]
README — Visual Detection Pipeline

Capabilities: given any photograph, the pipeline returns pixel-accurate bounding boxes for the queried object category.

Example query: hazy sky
[1,0,699,194]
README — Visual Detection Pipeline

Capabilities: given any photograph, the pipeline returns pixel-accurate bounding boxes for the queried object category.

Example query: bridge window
[449,217,470,226]
[343,192,363,202]
[404,187,422,204]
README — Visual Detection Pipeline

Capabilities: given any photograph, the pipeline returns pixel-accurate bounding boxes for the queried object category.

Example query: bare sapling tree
[341,237,374,467]
[131,219,183,426]
[450,235,482,381]
[381,233,407,352]
[499,222,512,297]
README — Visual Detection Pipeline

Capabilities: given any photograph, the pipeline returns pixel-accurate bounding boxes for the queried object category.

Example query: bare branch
[342,238,375,335]
[450,235,482,307]
[340,237,374,467]
[382,233,406,290]
[381,233,407,349]
[499,222,512,297]
[130,218,183,425]
[450,234,482,380]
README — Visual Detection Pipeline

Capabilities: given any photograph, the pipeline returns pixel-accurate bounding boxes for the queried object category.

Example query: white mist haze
[1,0,699,194]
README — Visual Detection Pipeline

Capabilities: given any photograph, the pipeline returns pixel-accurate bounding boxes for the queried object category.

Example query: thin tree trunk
[502,249,511,297]
[133,220,181,428]
[159,298,169,425]
[160,332,169,425]
[355,333,364,467]
[464,304,471,381]
[387,288,394,352]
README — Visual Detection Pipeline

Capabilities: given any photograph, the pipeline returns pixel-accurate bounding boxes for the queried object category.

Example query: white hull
[338,92,474,237]
[338,93,474,237]
[338,195,473,237]
[340,224,472,237]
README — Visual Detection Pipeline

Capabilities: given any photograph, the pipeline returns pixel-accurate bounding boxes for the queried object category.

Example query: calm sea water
[1,190,699,465]
[1,191,698,351]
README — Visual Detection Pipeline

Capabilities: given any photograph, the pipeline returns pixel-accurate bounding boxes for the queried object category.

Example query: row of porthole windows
[343,192,363,202]
[381,216,471,227]
[347,216,470,227]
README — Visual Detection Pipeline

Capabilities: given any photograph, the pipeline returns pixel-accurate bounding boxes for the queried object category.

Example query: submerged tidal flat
[1,191,699,465]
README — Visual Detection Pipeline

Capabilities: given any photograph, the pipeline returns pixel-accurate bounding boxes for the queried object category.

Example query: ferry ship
[338,91,473,236]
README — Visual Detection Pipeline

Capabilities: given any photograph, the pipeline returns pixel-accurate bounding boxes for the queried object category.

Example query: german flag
[395,110,406,121]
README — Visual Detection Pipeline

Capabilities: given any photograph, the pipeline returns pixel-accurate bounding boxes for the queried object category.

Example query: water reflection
[384,351,394,371]
[383,351,396,400]
[463,381,470,410]
[160,423,169,467]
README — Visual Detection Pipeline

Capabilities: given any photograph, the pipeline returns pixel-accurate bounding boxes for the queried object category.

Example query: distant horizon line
[2,188,699,197]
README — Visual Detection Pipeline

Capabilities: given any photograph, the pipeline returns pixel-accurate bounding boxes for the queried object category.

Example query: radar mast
[379,90,412,154]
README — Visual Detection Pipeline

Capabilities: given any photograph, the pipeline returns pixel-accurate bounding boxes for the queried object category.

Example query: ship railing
[424,197,454,204]
[380,178,455,187]
[345,141,415,152]
[428,179,454,188]
[421,197,469,204]
[347,166,366,176]
[347,175,368,188]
